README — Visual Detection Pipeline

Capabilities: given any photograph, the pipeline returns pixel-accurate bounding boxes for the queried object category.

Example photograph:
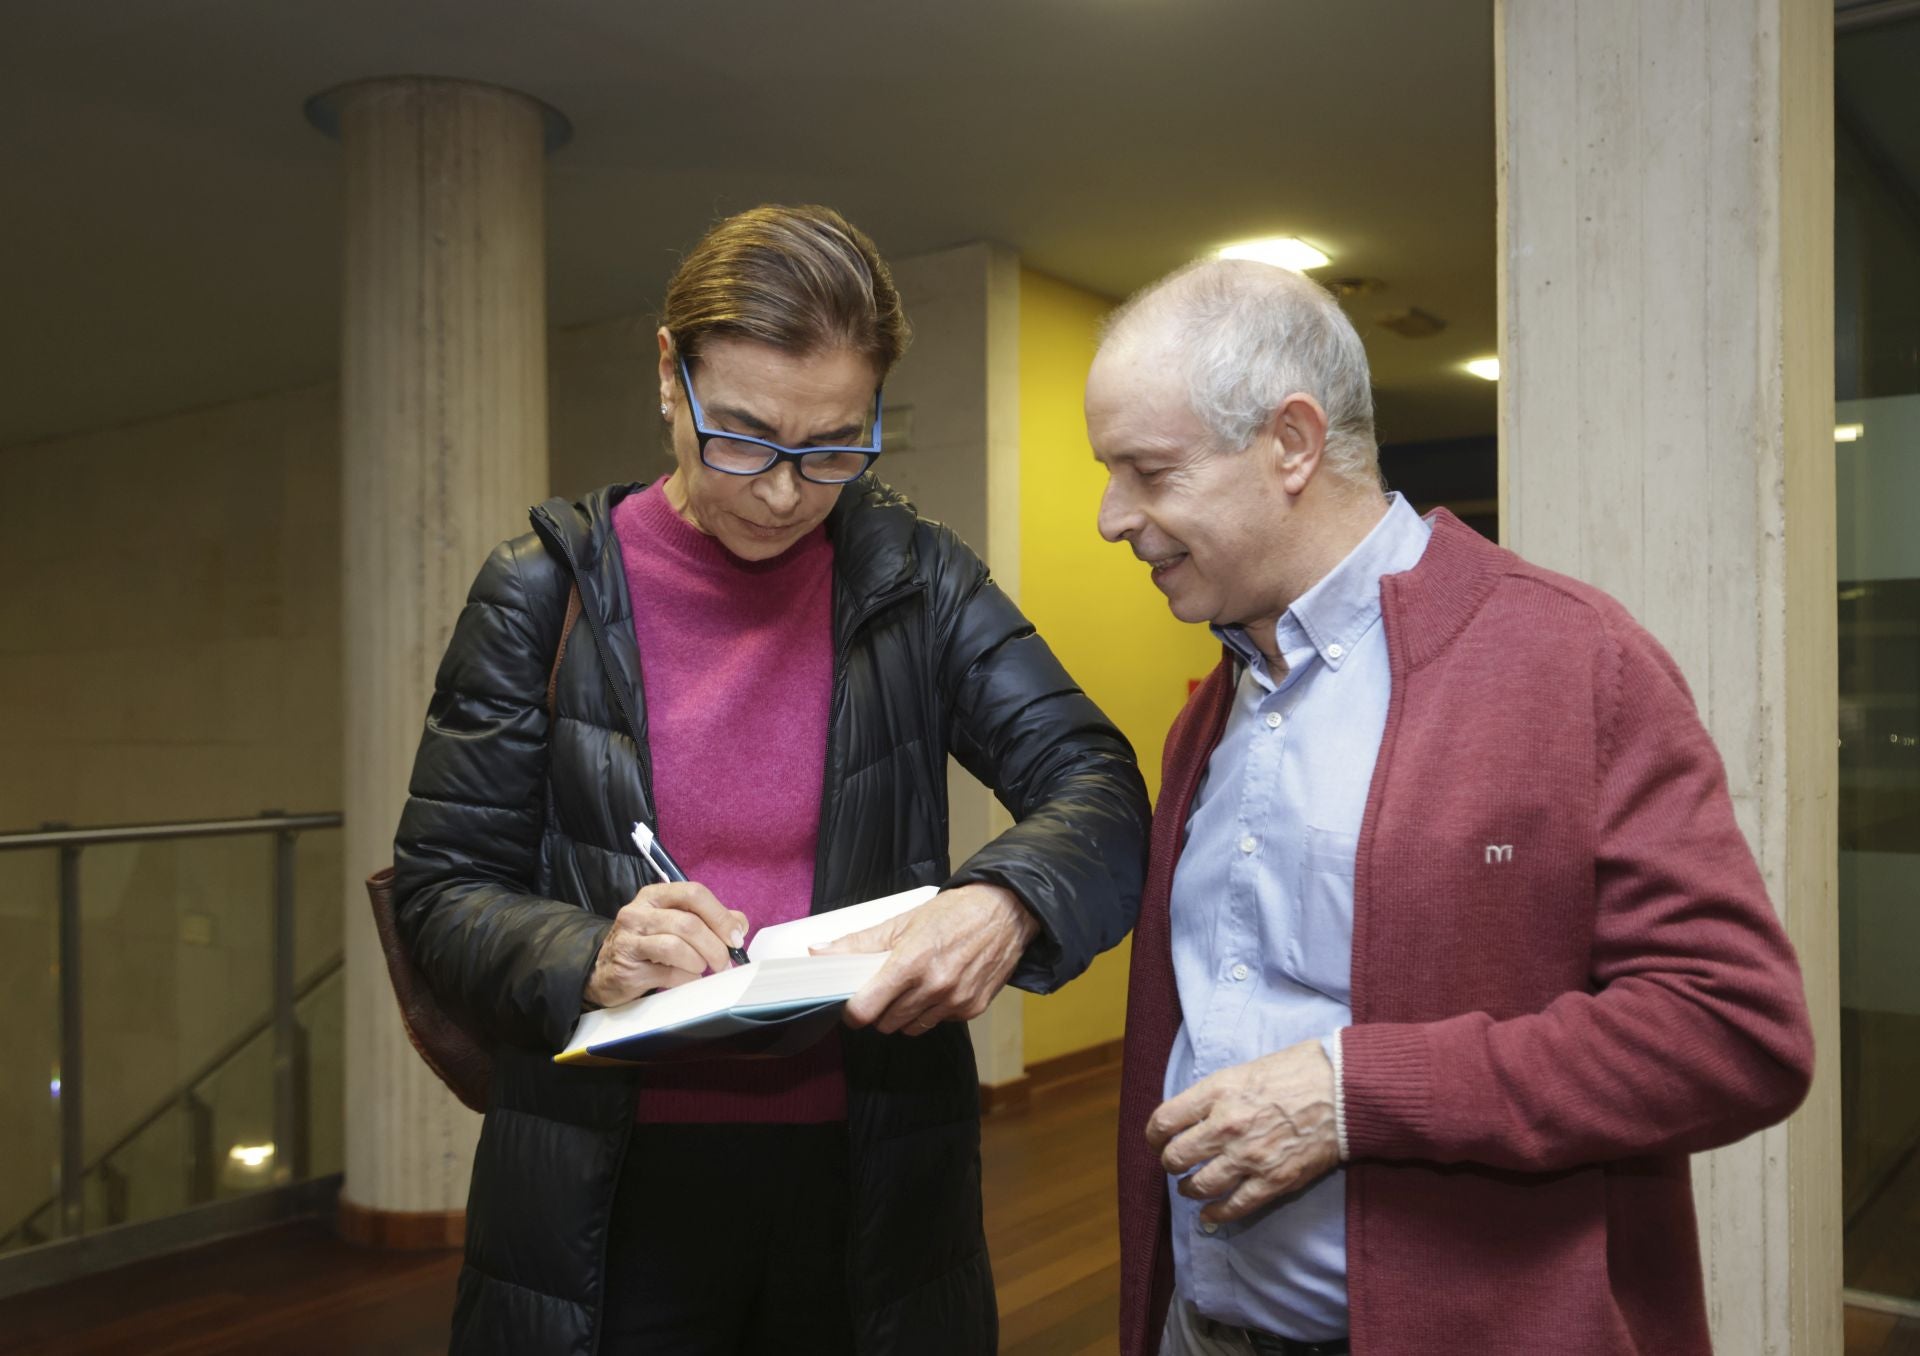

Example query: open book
[555,884,939,1066]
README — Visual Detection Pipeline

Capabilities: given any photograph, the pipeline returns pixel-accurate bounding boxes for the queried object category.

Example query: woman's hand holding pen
[817,883,1040,1036]
[583,882,751,1009]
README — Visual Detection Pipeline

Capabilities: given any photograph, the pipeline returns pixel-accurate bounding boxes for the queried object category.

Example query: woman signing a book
[390,204,1150,1356]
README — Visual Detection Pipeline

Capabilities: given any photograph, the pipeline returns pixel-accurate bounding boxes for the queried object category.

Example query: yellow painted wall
[1017,269,1223,1067]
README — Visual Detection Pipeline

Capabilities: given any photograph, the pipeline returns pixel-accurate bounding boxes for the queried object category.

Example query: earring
[660,403,670,418]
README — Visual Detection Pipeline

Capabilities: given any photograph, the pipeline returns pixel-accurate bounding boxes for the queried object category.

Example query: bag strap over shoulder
[545,583,583,720]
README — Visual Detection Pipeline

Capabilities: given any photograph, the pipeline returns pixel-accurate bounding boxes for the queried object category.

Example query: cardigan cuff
[1340,1022,1435,1160]
[1319,1030,1349,1163]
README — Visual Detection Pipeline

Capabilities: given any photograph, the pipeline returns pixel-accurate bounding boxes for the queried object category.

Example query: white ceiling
[0,0,1498,451]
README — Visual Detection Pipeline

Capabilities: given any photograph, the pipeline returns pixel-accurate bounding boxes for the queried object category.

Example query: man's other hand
[1146,1039,1341,1223]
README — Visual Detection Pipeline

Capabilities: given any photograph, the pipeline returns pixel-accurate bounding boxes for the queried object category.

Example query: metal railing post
[56,842,83,1238]
[270,825,301,1187]
[99,1161,127,1228]
[184,1092,215,1205]
[290,1023,312,1182]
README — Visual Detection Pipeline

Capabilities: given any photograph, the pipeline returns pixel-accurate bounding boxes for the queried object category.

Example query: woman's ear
[656,327,676,416]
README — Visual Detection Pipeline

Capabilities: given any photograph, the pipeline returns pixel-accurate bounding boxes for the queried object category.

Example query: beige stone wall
[0,382,342,828]
[549,311,671,499]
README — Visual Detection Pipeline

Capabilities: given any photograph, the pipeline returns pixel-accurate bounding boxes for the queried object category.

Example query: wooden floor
[981,1060,1121,1354]
[0,1061,1911,1354]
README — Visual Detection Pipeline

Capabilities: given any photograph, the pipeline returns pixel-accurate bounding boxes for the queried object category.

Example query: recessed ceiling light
[1464,357,1500,381]
[1834,423,1864,442]
[1216,237,1331,272]
[1378,307,1447,340]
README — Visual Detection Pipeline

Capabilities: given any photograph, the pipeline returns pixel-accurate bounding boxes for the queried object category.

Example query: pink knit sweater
[614,480,845,1124]
[1117,511,1813,1355]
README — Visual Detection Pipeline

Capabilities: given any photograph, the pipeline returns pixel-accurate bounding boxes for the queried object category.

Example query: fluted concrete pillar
[1497,1,1839,1348]
[316,76,560,1243]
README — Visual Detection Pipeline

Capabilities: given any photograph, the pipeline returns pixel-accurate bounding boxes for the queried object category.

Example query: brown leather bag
[363,583,584,1115]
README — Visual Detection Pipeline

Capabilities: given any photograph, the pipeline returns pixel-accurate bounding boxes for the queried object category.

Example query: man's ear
[1269,393,1331,496]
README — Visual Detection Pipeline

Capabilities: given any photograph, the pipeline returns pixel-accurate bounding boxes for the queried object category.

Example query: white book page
[746,885,940,962]
[561,952,896,1057]
[564,964,757,1054]
[731,952,889,1007]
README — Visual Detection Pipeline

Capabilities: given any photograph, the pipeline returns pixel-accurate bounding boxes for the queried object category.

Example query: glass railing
[1836,4,1920,1311]
[1837,395,1920,1306]
[0,814,342,1256]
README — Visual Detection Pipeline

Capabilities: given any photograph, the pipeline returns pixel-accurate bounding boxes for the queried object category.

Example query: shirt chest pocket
[1284,825,1356,1006]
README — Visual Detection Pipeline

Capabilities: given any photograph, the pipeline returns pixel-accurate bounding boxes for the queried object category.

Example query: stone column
[1497,0,1839,1349]
[882,245,1031,1094]
[317,77,560,1244]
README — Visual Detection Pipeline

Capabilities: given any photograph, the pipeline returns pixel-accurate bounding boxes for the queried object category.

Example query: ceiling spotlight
[1464,357,1500,381]
[1216,237,1331,272]
[1378,308,1447,340]
[1834,423,1864,442]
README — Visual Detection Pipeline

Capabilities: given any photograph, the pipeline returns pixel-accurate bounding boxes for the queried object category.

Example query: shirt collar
[1215,492,1432,676]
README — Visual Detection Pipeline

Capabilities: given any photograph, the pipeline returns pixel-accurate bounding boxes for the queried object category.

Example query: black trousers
[600,1122,855,1355]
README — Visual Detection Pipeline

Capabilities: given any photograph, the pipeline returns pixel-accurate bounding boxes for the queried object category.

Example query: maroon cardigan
[1116,511,1813,1356]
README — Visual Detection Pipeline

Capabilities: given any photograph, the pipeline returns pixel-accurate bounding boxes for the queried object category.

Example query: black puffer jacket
[392,479,1150,1356]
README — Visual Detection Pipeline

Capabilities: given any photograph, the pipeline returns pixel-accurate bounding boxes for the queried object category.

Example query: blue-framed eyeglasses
[676,355,883,485]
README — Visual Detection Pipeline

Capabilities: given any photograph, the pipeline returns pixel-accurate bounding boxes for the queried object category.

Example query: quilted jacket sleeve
[930,525,1152,994]
[390,535,613,1053]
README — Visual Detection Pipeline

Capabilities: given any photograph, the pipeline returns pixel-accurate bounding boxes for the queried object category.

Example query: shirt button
[1327,642,1345,660]
[1265,711,1284,730]
[1200,1221,1219,1235]
[1239,835,1258,854]
[1231,962,1250,982]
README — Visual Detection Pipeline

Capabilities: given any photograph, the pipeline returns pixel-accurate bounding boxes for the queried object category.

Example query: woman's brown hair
[661,204,911,377]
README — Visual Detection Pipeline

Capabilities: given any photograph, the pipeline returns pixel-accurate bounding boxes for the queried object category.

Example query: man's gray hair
[1106,258,1379,481]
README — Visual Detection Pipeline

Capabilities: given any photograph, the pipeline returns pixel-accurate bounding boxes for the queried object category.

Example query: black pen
[631,820,752,967]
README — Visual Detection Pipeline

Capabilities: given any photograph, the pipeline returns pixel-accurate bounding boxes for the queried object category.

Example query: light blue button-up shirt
[1164,493,1431,1341]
